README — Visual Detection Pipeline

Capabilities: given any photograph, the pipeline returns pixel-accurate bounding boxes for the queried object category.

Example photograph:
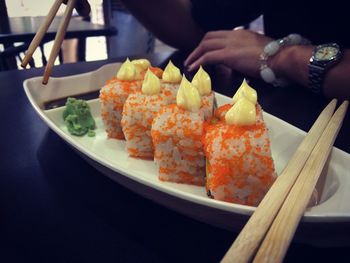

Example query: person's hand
[184,29,273,79]
[63,0,91,17]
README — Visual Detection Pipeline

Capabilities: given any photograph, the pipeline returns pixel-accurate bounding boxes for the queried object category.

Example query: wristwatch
[309,43,342,93]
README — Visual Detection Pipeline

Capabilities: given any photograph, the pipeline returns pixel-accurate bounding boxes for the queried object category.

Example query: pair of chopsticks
[21,0,77,84]
[221,99,348,263]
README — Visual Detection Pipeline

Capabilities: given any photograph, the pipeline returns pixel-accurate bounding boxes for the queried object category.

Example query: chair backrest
[0,43,28,71]
[0,42,63,71]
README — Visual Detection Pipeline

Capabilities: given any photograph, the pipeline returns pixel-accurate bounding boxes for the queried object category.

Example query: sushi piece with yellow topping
[191,66,215,120]
[151,75,206,186]
[100,58,161,139]
[121,69,170,158]
[203,79,276,206]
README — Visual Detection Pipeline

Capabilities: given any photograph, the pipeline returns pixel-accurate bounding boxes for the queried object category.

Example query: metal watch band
[308,64,324,94]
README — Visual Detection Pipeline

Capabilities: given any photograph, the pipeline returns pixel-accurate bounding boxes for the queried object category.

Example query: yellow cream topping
[225,79,258,125]
[225,97,256,125]
[142,69,161,95]
[176,75,201,112]
[191,66,212,96]
[132,59,151,79]
[232,78,257,104]
[131,59,151,71]
[116,58,137,81]
[162,60,182,83]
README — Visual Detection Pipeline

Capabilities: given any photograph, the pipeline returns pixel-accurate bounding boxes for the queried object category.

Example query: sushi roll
[203,80,276,206]
[151,75,206,186]
[191,66,215,120]
[99,58,145,139]
[161,60,182,104]
[121,69,169,158]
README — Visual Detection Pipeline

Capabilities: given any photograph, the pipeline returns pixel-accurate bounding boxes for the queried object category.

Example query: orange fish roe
[100,78,142,140]
[151,104,206,186]
[203,104,276,206]
[200,92,215,120]
[121,91,170,158]
[149,67,163,78]
[214,103,232,121]
[160,82,180,104]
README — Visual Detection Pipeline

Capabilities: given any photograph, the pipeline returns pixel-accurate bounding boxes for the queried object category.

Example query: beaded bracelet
[259,33,310,87]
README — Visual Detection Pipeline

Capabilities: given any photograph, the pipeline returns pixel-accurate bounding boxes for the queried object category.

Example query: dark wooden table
[0,52,349,263]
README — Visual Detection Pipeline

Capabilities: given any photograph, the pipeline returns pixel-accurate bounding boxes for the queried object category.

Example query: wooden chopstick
[42,0,77,84]
[221,99,338,263]
[21,0,64,68]
[253,100,348,263]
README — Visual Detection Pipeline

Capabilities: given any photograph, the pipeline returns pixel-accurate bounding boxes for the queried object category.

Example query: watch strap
[308,63,324,94]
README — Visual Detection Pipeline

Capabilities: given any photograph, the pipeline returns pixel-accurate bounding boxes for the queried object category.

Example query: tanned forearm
[272,45,350,100]
[119,0,204,51]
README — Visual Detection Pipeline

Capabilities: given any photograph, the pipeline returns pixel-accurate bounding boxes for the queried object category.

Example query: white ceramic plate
[23,63,350,246]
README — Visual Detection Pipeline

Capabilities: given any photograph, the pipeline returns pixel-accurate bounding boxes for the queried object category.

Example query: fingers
[186,49,228,72]
[63,0,91,17]
[76,0,91,17]
[184,38,226,67]
[184,30,231,70]
[202,30,230,40]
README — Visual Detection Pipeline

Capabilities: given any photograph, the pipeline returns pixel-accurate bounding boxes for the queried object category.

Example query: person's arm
[69,0,260,51]
[185,29,350,100]
[120,0,262,51]
[272,45,350,100]
[119,0,204,51]
[64,0,203,50]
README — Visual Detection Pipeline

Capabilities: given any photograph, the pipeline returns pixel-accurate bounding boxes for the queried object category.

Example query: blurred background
[0,0,175,70]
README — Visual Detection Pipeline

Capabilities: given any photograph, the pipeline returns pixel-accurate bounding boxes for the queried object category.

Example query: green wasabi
[62,97,96,136]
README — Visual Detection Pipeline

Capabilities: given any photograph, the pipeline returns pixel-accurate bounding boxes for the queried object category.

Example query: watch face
[315,44,340,61]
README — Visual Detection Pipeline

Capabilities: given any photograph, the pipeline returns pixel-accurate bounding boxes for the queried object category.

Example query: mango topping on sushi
[142,69,161,95]
[131,59,155,79]
[116,58,138,81]
[176,75,201,112]
[232,78,257,105]
[162,60,182,83]
[225,79,257,125]
[131,59,151,71]
[191,66,212,96]
[225,97,256,125]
